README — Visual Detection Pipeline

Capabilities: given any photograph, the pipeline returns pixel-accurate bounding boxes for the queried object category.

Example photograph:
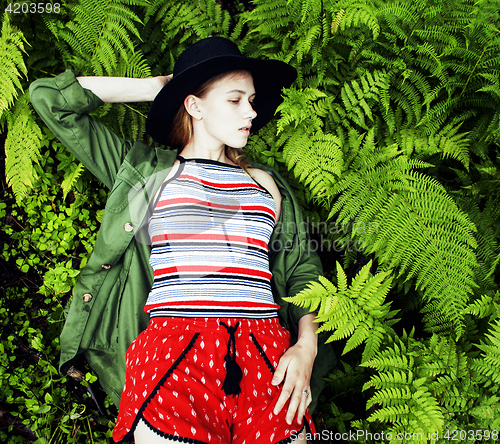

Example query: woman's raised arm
[76,75,172,103]
[29,71,172,188]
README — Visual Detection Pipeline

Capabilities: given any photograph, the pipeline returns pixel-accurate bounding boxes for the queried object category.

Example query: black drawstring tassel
[220,321,242,396]
[223,355,243,395]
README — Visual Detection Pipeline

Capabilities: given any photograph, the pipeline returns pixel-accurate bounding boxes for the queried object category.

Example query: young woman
[30,37,332,443]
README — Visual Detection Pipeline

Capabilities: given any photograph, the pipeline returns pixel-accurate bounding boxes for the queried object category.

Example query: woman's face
[194,71,257,149]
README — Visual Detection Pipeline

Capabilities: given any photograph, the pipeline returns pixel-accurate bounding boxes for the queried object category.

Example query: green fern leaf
[59,0,149,76]
[331,70,391,131]
[4,93,42,204]
[331,9,345,35]
[337,2,380,40]
[0,14,27,119]
[326,129,477,337]
[469,395,500,429]
[362,332,445,434]
[61,163,85,200]
[463,294,498,319]
[286,261,397,360]
[472,319,500,389]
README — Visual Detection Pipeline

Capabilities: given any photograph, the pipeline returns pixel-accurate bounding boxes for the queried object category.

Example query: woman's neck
[179,143,233,164]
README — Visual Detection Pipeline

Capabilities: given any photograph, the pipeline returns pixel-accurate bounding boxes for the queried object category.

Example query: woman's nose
[246,102,257,119]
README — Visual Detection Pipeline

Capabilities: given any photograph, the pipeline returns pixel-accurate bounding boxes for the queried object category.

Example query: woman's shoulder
[247,167,279,194]
[247,167,282,219]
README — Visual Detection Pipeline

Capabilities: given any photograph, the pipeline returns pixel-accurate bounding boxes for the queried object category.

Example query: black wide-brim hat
[146,36,297,145]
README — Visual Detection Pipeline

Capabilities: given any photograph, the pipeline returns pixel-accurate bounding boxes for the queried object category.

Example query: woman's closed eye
[229,98,255,106]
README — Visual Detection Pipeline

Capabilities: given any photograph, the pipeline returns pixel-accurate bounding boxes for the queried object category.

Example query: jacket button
[124,222,134,232]
[101,264,111,270]
[83,293,93,302]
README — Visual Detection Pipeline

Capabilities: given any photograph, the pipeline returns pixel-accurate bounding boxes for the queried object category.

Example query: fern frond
[337,3,380,40]
[362,332,445,434]
[463,294,499,320]
[283,276,336,314]
[0,14,27,119]
[61,163,85,201]
[376,1,422,42]
[281,131,343,199]
[397,123,470,168]
[472,319,500,390]
[330,70,391,131]
[243,0,337,88]
[241,0,291,38]
[469,395,500,430]
[286,261,397,361]
[4,93,42,203]
[189,0,231,39]
[277,87,328,132]
[296,24,322,64]
[59,0,149,76]
[326,130,477,337]
[419,335,474,411]
[477,72,500,101]
[275,87,344,199]
[365,328,472,415]
[331,9,345,35]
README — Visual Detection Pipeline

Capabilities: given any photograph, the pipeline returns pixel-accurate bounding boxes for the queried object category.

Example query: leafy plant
[286,261,398,362]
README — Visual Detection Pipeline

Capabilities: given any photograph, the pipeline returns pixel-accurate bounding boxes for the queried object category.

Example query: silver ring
[303,390,310,398]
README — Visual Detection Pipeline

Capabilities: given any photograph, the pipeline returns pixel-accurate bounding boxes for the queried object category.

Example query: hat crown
[174,37,243,76]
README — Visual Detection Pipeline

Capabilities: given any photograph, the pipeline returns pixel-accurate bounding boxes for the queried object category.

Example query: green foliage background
[1,0,499,442]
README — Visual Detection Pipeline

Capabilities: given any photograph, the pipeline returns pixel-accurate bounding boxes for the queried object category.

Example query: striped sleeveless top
[145,157,280,318]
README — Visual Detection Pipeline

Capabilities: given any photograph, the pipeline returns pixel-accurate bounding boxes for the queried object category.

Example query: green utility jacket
[29,70,335,412]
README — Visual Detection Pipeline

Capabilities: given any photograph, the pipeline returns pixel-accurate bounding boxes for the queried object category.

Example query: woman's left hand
[271,314,318,425]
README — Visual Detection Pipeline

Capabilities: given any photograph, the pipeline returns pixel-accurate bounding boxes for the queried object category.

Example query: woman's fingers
[271,347,312,425]
[283,373,311,425]
[271,353,289,387]
[159,74,173,87]
[152,75,173,98]
[272,353,292,416]
[285,384,304,425]
[296,387,311,424]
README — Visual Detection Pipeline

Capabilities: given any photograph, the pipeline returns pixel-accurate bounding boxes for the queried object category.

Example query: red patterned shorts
[113,317,314,443]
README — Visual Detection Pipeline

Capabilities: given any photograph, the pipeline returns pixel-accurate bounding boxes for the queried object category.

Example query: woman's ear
[184,95,202,120]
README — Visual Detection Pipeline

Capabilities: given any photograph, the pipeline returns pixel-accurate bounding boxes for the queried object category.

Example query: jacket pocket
[105,161,143,214]
[84,260,123,351]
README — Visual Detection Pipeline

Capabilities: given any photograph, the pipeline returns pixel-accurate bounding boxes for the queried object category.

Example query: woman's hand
[76,74,173,103]
[272,313,318,425]
[153,74,173,97]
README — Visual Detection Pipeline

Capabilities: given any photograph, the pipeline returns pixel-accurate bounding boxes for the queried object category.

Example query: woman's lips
[239,125,251,135]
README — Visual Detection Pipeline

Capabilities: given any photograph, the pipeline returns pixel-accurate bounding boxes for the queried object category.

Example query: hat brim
[146,55,297,145]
